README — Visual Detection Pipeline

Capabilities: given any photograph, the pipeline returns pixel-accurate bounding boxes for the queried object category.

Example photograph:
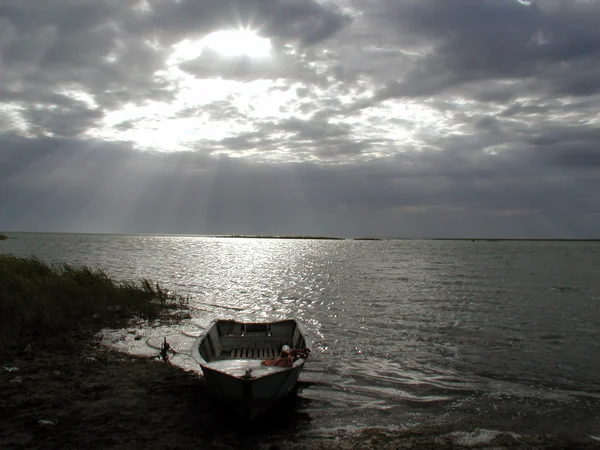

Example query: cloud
[178,49,308,81]
[0,0,599,237]
[2,133,599,237]
[143,0,351,46]
[355,0,600,103]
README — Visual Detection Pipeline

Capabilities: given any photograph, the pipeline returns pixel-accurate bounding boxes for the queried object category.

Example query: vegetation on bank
[0,254,188,357]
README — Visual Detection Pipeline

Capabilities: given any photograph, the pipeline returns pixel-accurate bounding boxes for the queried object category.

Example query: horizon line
[1,231,599,241]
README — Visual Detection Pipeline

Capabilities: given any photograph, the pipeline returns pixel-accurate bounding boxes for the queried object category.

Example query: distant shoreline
[1,231,599,241]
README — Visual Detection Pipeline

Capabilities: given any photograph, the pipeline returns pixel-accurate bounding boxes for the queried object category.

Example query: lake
[2,233,599,446]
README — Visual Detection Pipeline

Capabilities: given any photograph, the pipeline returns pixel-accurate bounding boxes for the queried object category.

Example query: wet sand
[2,336,599,449]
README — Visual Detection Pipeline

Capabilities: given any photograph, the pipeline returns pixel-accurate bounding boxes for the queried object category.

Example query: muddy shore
[0,335,331,449]
[2,336,599,449]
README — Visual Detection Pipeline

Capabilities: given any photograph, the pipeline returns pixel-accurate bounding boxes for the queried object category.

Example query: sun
[202,29,272,58]
[169,29,272,65]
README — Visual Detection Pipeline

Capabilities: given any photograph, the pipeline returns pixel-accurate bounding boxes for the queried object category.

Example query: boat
[191,318,311,420]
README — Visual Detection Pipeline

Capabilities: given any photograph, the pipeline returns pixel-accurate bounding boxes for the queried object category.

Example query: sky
[1,0,599,238]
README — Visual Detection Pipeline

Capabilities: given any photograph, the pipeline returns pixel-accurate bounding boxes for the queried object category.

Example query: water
[2,233,600,446]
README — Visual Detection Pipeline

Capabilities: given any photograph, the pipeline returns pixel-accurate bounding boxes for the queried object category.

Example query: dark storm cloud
[358,0,600,102]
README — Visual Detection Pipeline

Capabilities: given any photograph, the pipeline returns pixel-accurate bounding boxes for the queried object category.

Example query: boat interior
[197,319,306,362]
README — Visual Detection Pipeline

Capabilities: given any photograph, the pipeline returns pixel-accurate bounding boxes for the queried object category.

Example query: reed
[0,254,188,356]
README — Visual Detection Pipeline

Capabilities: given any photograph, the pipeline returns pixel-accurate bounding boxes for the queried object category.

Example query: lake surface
[2,233,600,446]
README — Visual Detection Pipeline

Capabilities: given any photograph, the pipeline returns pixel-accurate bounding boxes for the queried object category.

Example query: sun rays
[169,28,272,64]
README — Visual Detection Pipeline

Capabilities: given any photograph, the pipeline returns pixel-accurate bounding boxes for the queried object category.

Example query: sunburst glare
[170,29,272,64]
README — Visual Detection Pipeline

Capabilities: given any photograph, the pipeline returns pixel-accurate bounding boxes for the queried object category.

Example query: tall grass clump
[0,254,188,356]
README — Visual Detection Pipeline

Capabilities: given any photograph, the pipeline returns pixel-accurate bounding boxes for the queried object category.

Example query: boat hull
[191,319,310,420]
[201,361,304,420]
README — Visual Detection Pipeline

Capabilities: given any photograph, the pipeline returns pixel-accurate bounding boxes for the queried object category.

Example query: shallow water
[3,233,600,445]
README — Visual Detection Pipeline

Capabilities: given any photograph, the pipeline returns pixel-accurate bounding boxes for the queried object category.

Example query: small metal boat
[191,319,311,420]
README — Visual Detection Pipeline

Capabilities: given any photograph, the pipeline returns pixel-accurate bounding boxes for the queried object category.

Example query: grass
[0,254,188,357]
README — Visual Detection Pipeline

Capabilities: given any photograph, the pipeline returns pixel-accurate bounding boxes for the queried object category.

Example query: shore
[2,334,599,449]
[1,332,336,449]
[1,335,206,449]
